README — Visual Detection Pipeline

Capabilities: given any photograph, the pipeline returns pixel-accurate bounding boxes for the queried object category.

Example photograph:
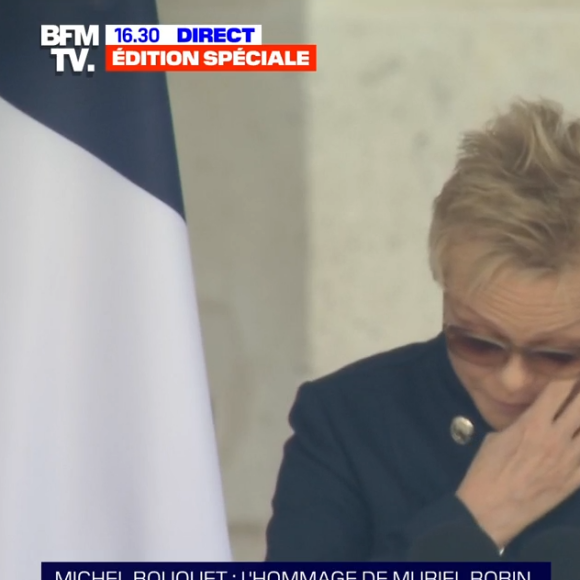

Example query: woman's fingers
[555,380,580,437]
[522,379,580,426]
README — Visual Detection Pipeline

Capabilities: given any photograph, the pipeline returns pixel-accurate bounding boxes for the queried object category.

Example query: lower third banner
[41,562,550,580]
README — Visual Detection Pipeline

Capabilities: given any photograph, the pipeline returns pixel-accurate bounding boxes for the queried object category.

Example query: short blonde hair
[429,98,580,291]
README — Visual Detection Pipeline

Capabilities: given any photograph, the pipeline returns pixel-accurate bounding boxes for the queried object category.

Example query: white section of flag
[0,97,231,578]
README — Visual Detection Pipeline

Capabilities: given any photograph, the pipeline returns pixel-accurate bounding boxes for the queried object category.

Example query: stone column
[158,0,308,560]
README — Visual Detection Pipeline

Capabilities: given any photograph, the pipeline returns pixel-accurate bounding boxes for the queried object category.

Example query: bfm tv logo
[40,25,99,73]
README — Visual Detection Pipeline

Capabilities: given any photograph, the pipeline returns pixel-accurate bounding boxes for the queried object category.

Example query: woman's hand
[456,379,580,548]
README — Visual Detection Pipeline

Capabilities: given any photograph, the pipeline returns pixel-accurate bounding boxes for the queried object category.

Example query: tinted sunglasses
[443,323,580,378]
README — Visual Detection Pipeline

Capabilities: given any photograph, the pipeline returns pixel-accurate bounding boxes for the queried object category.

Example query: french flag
[0,1,230,577]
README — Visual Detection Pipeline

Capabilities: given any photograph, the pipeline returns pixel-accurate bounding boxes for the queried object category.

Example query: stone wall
[158,0,580,560]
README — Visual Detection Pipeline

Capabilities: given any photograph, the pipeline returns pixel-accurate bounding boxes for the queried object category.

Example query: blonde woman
[266,99,580,562]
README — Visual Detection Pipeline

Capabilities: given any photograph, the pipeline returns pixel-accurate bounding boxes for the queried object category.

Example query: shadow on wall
[203,299,251,467]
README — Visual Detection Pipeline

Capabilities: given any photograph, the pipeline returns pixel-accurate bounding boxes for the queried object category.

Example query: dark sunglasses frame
[443,323,580,378]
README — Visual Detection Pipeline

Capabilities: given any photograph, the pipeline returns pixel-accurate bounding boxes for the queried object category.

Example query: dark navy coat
[266,334,580,561]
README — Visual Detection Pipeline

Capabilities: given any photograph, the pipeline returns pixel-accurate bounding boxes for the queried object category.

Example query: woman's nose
[497,353,534,395]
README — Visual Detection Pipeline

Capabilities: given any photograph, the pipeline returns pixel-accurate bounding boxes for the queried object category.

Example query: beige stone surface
[158,0,308,561]
[308,8,580,377]
[314,0,580,11]
[158,0,580,561]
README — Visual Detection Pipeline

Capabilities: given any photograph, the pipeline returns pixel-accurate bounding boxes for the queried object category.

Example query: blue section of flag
[41,562,552,580]
[0,0,184,218]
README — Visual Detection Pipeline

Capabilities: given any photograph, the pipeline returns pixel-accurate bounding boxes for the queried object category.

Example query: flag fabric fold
[0,1,231,576]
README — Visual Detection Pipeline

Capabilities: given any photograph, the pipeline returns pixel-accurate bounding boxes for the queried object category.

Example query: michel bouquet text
[41,563,551,580]
[39,24,317,73]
